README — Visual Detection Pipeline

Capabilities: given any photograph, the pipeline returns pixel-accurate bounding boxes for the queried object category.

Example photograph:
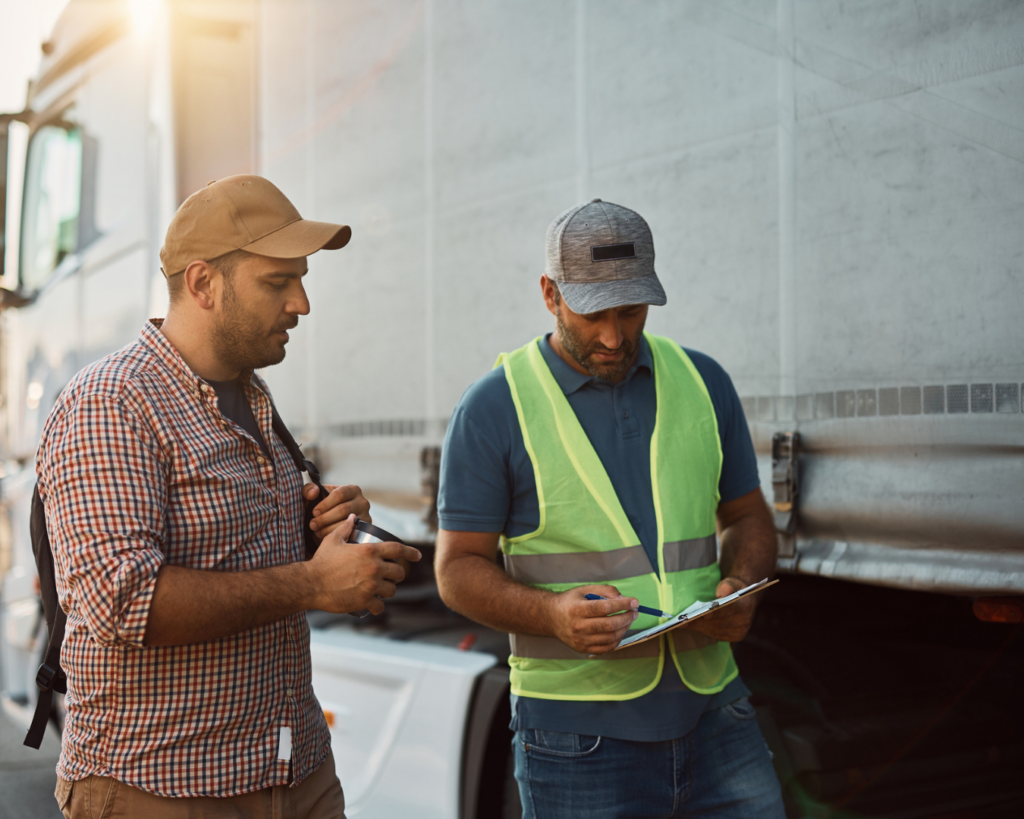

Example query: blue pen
[585,593,670,618]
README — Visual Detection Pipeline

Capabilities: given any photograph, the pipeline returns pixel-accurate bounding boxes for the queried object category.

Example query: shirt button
[285,688,295,698]
[200,384,209,392]
[257,456,267,465]
[622,410,629,419]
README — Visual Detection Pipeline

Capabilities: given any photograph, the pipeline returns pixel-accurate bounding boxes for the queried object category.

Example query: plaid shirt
[36,321,330,797]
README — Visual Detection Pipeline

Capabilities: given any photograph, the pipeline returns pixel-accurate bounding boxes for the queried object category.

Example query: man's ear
[182,261,218,311]
[540,275,559,318]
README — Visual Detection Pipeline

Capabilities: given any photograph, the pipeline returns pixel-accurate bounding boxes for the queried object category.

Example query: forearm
[437,552,558,636]
[718,503,777,585]
[145,562,312,646]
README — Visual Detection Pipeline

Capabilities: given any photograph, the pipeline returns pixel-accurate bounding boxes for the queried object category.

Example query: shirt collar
[538,333,652,395]
[140,319,261,396]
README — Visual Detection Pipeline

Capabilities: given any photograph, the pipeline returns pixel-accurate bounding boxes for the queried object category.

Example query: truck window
[20,113,83,292]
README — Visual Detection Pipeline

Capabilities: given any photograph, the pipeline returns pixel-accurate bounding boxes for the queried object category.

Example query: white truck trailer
[1,1,1022,817]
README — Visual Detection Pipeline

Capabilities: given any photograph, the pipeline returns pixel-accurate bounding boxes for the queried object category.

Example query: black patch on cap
[591,243,636,262]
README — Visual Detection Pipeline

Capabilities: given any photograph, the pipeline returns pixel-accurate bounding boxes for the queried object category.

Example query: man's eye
[268,281,288,290]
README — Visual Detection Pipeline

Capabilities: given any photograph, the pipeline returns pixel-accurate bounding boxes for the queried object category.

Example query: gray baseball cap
[545,199,667,314]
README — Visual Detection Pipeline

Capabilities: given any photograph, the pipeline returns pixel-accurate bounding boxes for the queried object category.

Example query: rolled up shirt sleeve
[39,394,167,647]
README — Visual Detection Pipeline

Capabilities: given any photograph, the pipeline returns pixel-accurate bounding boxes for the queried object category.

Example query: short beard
[555,306,645,381]
[211,276,297,373]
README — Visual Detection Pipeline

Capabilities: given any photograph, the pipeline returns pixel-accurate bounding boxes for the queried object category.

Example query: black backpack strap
[270,403,328,558]
[25,485,66,749]
[24,609,65,749]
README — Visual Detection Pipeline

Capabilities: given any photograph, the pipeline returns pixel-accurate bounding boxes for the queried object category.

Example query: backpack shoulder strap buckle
[35,663,58,692]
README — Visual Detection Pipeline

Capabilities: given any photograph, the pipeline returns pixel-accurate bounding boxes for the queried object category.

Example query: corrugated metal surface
[255,0,1024,593]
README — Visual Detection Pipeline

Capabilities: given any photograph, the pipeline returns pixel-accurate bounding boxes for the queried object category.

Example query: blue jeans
[513,697,785,819]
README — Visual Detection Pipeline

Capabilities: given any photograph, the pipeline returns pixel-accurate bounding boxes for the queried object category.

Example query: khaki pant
[56,750,346,819]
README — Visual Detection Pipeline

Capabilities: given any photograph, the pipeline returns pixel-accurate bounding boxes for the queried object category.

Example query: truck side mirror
[0,111,33,308]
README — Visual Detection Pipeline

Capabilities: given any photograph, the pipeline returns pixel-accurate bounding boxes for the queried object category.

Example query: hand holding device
[307,515,421,616]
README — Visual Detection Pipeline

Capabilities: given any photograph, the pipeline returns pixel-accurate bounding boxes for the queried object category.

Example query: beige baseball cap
[159,175,351,277]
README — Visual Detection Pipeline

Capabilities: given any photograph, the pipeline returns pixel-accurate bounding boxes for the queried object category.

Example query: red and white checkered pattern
[36,321,330,797]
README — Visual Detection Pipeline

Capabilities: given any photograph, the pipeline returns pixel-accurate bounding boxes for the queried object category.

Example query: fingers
[570,585,639,616]
[573,610,636,635]
[553,587,642,654]
[715,576,746,598]
[313,521,345,539]
[583,597,638,617]
[375,541,423,563]
[571,619,634,654]
[380,561,407,584]
[585,634,630,655]
[375,579,399,599]
[311,484,359,516]
[687,599,754,642]
[321,514,357,546]
[309,485,372,532]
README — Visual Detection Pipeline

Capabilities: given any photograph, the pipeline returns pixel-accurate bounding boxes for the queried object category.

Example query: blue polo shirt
[438,334,758,742]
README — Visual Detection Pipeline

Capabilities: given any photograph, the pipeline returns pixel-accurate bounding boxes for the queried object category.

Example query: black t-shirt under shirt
[206,378,271,458]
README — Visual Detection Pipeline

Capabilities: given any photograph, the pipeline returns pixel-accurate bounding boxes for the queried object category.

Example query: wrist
[538,589,563,637]
[295,559,321,611]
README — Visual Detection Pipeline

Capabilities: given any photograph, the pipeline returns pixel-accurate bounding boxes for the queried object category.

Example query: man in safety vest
[435,200,785,818]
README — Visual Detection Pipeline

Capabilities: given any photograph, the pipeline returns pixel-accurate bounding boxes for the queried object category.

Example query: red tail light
[973,598,1024,623]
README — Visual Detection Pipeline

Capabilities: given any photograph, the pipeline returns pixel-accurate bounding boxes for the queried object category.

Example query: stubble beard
[555,305,646,382]
[211,278,297,373]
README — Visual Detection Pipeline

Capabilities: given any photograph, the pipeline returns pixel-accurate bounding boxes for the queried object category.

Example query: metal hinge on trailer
[771,432,800,558]
[420,446,441,533]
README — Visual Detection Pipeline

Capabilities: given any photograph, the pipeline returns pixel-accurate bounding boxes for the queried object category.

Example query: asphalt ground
[0,703,62,819]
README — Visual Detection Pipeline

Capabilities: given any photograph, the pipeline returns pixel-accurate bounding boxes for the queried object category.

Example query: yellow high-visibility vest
[496,333,737,700]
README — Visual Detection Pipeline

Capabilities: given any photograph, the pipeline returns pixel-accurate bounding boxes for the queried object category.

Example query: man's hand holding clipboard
[609,578,779,653]
[686,576,770,643]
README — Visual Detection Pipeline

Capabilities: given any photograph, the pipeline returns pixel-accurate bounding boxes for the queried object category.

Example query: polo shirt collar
[538,333,652,396]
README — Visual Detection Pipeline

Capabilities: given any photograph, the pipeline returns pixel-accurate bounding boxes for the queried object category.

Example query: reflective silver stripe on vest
[510,628,717,660]
[504,545,650,584]
[504,536,715,585]
[510,632,660,660]
[663,535,717,573]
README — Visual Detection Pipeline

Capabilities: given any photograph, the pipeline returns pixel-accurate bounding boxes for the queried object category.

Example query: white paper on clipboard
[612,578,778,651]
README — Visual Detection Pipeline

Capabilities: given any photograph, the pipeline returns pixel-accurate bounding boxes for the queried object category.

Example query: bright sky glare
[0,0,71,112]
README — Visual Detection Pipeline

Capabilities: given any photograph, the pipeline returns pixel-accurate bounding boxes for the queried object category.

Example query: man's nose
[598,316,625,350]
[288,284,311,316]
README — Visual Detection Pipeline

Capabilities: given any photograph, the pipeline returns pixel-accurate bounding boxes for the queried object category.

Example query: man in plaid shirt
[37,175,420,818]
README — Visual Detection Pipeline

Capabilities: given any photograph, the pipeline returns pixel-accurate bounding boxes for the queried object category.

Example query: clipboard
[612,578,779,651]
